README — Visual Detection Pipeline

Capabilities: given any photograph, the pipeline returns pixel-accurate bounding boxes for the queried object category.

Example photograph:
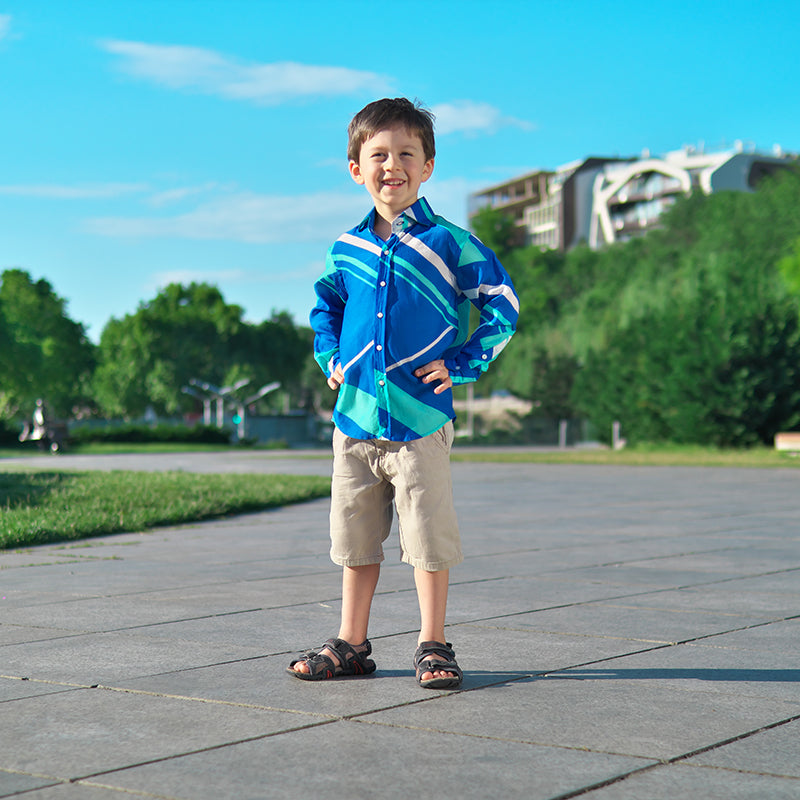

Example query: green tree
[777,236,800,297]
[93,283,315,419]
[487,165,800,445]
[0,269,95,420]
[93,283,246,418]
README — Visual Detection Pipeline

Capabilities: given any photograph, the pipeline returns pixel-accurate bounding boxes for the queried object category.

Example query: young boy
[288,98,519,689]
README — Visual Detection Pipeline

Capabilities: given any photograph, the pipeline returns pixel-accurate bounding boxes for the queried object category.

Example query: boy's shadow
[541,668,800,683]
[368,668,800,688]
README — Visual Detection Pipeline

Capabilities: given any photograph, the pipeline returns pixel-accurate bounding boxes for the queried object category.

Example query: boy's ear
[349,160,365,185]
[421,157,435,183]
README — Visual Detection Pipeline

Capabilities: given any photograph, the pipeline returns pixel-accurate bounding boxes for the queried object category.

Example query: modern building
[468,143,796,251]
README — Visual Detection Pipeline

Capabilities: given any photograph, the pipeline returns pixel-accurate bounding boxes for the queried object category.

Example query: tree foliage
[0,269,96,419]
[484,165,800,445]
[93,283,315,419]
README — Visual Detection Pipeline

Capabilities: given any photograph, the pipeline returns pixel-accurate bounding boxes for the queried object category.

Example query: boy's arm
[443,238,519,384]
[309,251,346,387]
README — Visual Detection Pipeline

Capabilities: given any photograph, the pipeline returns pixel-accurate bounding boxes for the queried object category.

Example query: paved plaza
[1,451,798,799]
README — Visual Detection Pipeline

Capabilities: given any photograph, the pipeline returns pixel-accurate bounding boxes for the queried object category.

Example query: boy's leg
[414,567,458,681]
[290,563,380,675]
[340,563,381,643]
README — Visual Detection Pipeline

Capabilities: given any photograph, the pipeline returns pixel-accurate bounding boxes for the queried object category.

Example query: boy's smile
[349,125,434,227]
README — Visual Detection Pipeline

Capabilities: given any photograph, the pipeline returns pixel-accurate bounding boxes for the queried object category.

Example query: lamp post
[235,381,281,440]
[186,378,252,429]
[181,384,213,425]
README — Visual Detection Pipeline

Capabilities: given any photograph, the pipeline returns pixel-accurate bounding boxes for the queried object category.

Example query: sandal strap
[289,649,337,679]
[414,640,456,669]
[323,637,375,676]
[288,637,375,679]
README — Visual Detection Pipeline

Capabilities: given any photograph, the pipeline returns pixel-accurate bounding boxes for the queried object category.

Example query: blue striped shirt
[310,197,519,441]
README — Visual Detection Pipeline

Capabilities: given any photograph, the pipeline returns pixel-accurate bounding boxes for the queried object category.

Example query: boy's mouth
[383,179,405,187]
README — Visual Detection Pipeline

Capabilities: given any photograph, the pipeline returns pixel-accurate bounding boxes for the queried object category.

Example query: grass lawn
[0,469,331,550]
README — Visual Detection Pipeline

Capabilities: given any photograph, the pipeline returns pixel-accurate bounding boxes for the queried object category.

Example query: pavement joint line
[93,683,341,719]
[0,673,95,689]
[348,714,664,762]
[672,761,800,781]
[455,578,800,629]
[72,778,192,798]
[63,717,343,786]
[534,617,800,679]
[533,563,800,585]
[63,692,570,790]
[530,711,800,800]
[463,537,792,566]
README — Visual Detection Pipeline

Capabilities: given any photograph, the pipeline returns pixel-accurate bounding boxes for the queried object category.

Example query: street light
[181,385,213,425]
[234,381,281,440]
[188,378,252,428]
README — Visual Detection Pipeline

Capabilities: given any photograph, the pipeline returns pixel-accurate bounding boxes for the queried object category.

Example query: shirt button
[378,379,385,386]
[481,354,488,360]
[376,345,383,351]
[380,281,386,287]
[377,312,383,318]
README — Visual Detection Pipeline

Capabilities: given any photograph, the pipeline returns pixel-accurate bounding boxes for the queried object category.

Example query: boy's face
[349,125,434,220]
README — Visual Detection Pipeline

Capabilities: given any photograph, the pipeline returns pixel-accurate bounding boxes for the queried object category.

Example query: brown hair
[347,98,436,163]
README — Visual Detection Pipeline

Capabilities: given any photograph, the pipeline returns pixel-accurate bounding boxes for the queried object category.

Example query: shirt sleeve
[309,249,346,378]
[443,236,520,384]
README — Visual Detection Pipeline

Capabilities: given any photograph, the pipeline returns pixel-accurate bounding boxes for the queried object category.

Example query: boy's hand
[415,359,452,394]
[327,364,345,390]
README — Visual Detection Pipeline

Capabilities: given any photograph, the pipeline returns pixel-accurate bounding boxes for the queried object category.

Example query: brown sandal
[414,641,462,689]
[287,637,376,681]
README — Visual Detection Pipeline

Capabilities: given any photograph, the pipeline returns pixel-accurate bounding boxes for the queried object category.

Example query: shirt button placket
[376,245,391,435]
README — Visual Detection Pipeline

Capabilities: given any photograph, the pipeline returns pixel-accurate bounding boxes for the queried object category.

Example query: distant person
[287,98,519,689]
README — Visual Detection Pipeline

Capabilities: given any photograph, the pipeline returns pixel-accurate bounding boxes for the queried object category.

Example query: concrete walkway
[1,452,798,799]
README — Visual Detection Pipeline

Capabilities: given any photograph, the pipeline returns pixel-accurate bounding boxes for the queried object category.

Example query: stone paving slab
[682,717,800,777]
[72,721,655,800]
[1,453,799,799]
[363,672,800,761]
[579,764,800,800]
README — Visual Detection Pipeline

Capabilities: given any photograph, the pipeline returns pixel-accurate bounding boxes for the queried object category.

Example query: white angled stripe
[402,234,459,291]
[492,339,510,358]
[386,326,455,372]
[463,283,520,313]
[339,232,383,257]
[342,340,375,374]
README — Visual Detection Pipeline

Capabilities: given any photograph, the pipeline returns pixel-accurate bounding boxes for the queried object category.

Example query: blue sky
[1,0,797,342]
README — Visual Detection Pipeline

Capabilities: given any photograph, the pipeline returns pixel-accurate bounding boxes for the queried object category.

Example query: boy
[288,98,518,689]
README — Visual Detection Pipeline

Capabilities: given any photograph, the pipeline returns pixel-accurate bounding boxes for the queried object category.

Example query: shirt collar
[357,196,436,234]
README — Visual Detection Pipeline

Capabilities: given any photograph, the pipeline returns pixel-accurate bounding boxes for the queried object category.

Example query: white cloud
[0,183,148,199]
[100,39,392,104]
[0,14,11,41]
[149,262,322,292]
[146,183,221,207]
[431,100,535,136]
[84,190,368,243]
[150,268,250,288]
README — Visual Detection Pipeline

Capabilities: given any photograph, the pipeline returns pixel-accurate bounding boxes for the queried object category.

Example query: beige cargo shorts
[329,421,462,572]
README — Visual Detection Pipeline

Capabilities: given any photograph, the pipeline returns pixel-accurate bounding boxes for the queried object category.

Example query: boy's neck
[373,196,418,240]
[373,212,393,241]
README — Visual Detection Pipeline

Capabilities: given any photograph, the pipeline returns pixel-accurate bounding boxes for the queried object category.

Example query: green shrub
[69,422,231,445]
